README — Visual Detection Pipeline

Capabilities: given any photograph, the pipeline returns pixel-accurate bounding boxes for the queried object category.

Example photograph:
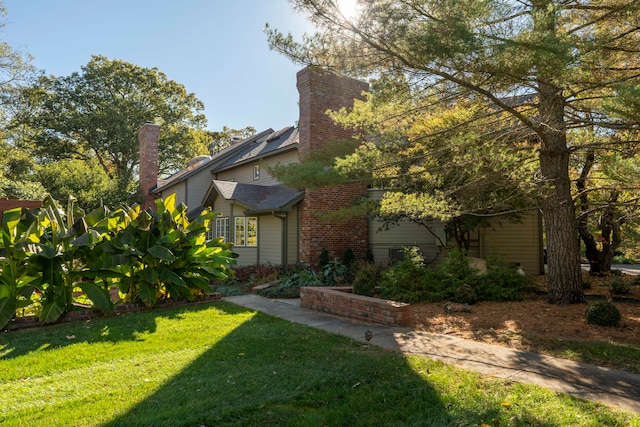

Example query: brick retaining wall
[300,286,410,326]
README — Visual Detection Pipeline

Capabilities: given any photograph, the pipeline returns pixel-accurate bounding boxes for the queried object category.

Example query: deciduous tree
[13,55,209,206]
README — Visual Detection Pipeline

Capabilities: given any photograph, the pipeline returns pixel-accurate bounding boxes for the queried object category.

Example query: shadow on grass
[0,303,216,360]
[100,305,566,427]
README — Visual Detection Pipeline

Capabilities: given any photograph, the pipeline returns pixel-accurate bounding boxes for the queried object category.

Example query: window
[253,164,260,180]
[209,217,229,242]
[235,216,257,247]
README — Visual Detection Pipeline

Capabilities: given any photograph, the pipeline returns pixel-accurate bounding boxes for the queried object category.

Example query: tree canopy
[268,0,640,304]
[11,55,210,207]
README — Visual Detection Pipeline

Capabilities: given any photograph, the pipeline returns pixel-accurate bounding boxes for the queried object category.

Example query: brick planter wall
[300,286,410,326]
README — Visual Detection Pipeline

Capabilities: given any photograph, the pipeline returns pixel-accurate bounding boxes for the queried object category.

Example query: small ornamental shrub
[352,263,382,297]
[585,301,621,327]
[259,268,321,298]
[453,284,478,305]
[610,278,631,295]
[342,247,355,267]
[474,266,532,301]
[320,259,348,286]
[318,248,330,270]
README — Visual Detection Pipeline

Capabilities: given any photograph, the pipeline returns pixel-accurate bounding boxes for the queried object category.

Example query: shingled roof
[204,180,304,215]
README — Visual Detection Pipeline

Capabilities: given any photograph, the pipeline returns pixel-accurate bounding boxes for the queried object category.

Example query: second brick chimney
[296,67,370,266]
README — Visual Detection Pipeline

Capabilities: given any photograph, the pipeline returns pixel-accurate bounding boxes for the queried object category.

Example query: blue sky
[2,0,314,133]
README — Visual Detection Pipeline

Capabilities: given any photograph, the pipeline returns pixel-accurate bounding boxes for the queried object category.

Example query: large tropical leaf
[0,296,17,330]
[39,295,66,324]
[138,282,156,307]
[147,245,176,262]
[158,267,185,287]
[77,281,114,314]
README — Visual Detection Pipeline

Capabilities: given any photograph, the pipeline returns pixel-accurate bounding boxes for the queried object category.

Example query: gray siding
[161,181,186,204]
[258,215,283,264]
[186,168,214,209]
[217,164,254,184]
[367,190,543,274]
[287,205,299,265]
[216,151,299,186]
[480,211,543,275]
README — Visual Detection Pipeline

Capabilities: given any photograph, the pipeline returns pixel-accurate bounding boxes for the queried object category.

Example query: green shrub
[585,301,621,327]
[453,283,478,304]
[376,250,533,304]
[259,268,321,298]
[610,278,630,295]
[474,266,532,301]
[320,259,348,286]
[318,248,330,270]
[379,249,451,303]
[352,263,382,297]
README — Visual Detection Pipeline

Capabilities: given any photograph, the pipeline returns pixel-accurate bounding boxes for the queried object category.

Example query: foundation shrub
[453,283,478,304]
[378,247,450,303]
[377,248,532,304]
[259,266,322,298]
[352,263,383,297]
[474,266,533,301]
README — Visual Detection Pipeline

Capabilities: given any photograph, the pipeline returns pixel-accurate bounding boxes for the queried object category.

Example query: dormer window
[253,164,260,180]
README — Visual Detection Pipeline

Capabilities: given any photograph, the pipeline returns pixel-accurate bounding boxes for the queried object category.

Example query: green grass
[1,303,638,427]
[525,336,640,374]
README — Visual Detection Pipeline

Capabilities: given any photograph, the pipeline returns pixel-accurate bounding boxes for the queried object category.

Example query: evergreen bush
[352,263,382,297]
[585,301,621,327]
[610,278,630,295]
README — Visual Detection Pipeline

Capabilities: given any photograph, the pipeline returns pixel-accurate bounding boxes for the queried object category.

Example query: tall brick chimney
[138,122,160,209]
[296,67,369,266]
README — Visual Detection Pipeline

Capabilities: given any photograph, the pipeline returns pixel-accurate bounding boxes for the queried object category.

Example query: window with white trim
[253,164,260,180]
[235,216,257,247]
[209,217,229,242]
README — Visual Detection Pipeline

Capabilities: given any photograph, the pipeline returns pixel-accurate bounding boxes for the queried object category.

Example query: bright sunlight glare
[337,0,360,20]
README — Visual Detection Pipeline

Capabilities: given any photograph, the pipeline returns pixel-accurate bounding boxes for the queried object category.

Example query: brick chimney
[138,122,160,209]
[296,67,369,266]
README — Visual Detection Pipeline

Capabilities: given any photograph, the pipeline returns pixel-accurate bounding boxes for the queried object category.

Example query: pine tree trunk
[537,76,584,304]
[532,0,584,304]
[540,148,584,303]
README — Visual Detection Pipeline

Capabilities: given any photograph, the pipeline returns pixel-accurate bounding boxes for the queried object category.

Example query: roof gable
[154,128,275,193]
[204,180,303,214]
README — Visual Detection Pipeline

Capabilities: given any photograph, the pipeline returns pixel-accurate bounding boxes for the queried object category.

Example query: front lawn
[1,302,638,426]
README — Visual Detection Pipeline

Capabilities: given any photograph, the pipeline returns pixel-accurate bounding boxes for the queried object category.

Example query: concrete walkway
[225,294,640,414]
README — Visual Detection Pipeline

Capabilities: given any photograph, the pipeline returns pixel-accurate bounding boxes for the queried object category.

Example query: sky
[1,0,315,133]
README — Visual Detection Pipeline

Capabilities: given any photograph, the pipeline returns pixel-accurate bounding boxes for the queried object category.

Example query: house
[150,67,544,275]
